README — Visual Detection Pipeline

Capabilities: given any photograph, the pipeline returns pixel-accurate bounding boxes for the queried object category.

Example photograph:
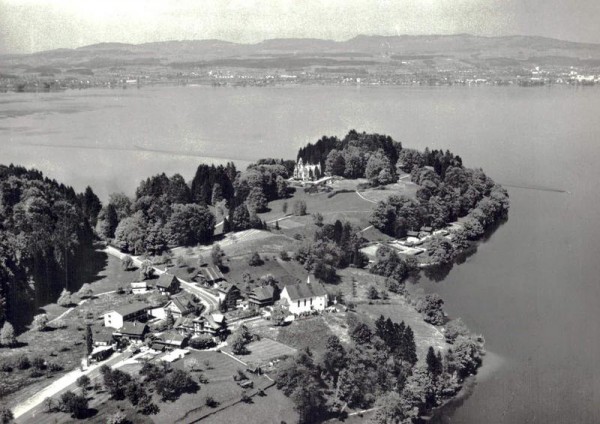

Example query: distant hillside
[3,34,600,77]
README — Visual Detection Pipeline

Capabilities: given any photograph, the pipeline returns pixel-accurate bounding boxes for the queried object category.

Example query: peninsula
[0,130,508,424]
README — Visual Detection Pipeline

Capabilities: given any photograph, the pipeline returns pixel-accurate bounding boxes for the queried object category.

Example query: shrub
[205,395,218,408]
[31,356,46,370]
[248,251,263,266]
[47,362,63,372]
[279,250,290,261]
[0,361,13,372]
[32,314,49,331]
[43,397,58,413]
[16,354,31,370]
[292,200,307,216]
[121,255,134,271]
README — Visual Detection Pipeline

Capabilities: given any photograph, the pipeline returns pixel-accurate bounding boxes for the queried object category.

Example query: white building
[280,277,328,314]
[293,158,322,181]
[103,303,150,329]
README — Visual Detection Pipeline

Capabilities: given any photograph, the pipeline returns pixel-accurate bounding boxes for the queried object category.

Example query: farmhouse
[198,265,225,286]
[155,273,180,295]
[113,321,148,341]
[103,303,150,329]
[193,313,228,338]
[216,282,241,310]
[165,292,201,318]
[248,285,275,308]
[280,278,328,314]
[155,331,189,349]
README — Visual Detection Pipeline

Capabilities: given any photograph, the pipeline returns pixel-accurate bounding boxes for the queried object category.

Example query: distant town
[2,34,600,92]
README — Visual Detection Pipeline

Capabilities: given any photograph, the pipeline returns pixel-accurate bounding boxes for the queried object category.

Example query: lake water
[2,85,600,423]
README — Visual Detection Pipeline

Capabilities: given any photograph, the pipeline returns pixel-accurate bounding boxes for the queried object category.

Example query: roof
[174,316,195,328]
[157,331,187,345]
[217,281,239,294]
[130,281,147,288]
[168,292,197,313]
[421,226,433,232]
[107,302,149,317]
[250,286,275,301]
[156,273,178,288]
[283,281,327,301]
[117,321,148,336]
[406,230,420,237]
[200,266,225,282]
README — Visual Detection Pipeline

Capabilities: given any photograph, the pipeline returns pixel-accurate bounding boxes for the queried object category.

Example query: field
[275,317,335,355]
[226,338,297,365]
[206,385,298,424]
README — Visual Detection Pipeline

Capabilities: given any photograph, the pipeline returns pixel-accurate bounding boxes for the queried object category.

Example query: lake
[1,85,600,422]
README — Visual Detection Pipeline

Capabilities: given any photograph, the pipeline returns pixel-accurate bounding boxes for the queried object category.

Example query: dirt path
[355,190,378,204]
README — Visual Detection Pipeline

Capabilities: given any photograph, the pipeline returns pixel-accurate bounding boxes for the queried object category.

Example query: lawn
[275,316,335,355]
[225,338,297,366]
[206,385,298,424]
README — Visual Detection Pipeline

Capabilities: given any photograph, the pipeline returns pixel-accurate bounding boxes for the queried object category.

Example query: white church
[293,158,322,181]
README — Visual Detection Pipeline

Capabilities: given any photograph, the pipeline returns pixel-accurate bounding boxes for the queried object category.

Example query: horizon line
[4,32,600,56]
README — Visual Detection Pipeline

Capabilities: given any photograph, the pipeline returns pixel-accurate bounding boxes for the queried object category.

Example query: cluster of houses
[95,265,331,361]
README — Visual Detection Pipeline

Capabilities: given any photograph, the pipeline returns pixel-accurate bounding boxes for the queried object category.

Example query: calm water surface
[1,85,599,423]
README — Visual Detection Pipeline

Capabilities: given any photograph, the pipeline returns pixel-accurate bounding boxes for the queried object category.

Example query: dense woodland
[0,165,99,329]
[277,312,483,424]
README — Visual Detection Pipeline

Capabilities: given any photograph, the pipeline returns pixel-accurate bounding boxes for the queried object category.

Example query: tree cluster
[0,165,96,328]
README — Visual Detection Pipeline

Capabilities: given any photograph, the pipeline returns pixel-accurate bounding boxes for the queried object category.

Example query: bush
[248,251,263,266]
[59,391,88,418]
[205,395,218,408]
[47,362,64,372]
[0,361,13,372]
[16,354,31,370]
[279,250,290,261]
[31,356,46,370]
[189,334,216,350]
[121,255,134,271]
[32,314,49,331]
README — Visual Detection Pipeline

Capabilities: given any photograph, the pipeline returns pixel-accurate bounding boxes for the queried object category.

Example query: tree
[282,201,288,215]
[32,314,49,331]
[246,186,268,213]
[365,150,394,185]
[292,200,307,216]
[211,244,226,268]
[415,293,446,325]
[139,260,155,280]
[121,255,133,271]
[78,283,94,299]
[96,204,119,240]
[59,391,88,418]
[57,289,73,307]
[426,347,443,377]
[0,322,16,347]
[322,336,346,385]
[156,369,198,401]
[165,309,175,329]
[312,213,324,227]
[76,375,91,397]
[325,149,346,176]
[165,203,216,247]
[367,285,379,300]
[114,212,148,255]
[42,397,58,413]
[248,251,263,266]
[85,324,94,355]
[0,408,14,424]
[232,204,252,231]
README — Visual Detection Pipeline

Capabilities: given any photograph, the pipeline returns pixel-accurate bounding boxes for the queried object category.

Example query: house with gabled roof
[113,321,148,340]
[280,277,328,314]
[155,273,180,295]
[216,281,241,310]
[164,292,201,319]
[248,285,275,308]
[103,303,150,329]
[197,266,225,286]
[193,313,227,339]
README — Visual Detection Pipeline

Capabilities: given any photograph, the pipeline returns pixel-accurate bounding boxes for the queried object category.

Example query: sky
[1,0,600,54]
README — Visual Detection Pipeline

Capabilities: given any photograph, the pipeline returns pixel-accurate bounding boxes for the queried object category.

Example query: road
[103,245,220,314]
[13,349,140,422]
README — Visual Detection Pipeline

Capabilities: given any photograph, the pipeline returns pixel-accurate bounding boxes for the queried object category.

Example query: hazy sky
[1,0,600,54]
